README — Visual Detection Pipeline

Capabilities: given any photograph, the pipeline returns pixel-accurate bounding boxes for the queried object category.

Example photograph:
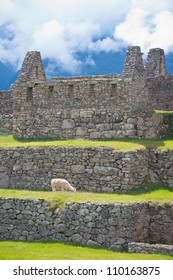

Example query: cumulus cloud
[114,0,173,54]
[0,0,130,72]
[0,0,173,74]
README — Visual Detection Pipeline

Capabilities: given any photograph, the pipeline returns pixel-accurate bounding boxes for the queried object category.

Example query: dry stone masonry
[1,46,173,256]
[0,147,149,192]
[0,198,172,254]
[0,90,13,135]
[0,46,173,138]
[128,243,173,256]
[0,147,173,191]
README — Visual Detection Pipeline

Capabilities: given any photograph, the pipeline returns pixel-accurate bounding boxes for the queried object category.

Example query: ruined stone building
[0,46,173,139]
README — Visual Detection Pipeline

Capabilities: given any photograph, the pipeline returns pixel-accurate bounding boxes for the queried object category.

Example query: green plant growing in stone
[47,199,65,212]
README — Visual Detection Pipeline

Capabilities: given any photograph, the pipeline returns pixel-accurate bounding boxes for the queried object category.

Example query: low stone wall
[0,147,149,192]
[1,147,173,192]
[149,204,173,245]
[0,199,172,252]
[0,199,150,249]
[128,242,173,256]
[149,149,173,188]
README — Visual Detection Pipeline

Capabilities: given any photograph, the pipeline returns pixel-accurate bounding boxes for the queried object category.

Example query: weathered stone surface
[71,165,85,174]
[0,173,9,188]
[94,166,119,176]
[71,234,83,243]
[76,127,87,137]
[70,109,80,119]
[1,147,173,192]
[1,46,173,139]
[80,110,93,118]
[62,119,75,129]
[128,242,173,256]
[0,198,172,253]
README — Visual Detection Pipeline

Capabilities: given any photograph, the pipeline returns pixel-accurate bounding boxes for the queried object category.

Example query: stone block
[56,224,67,233]
[62,119,75,129]
[70,109,80,119]
[0,173,9,188]
[76,127,87,137]
[71,165,85,174]
[102,131,113,138]
[71,233,83,243]
[13,164,21,171]
[80,110,93,118]
[86,240,98,248]
[127,118,136,124]
[22,162,33,171]
[94,166,119,176]
[124,123,135,130]
[90,132,101,139]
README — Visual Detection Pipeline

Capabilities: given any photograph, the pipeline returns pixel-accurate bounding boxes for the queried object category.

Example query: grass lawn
[0,184,173,206]
[0,241,172,260]
[0,135,173,150]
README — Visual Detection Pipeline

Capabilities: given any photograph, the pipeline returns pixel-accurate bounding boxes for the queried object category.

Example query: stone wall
[146,48,167,78]
[0,90,13,114]
[0,198,172,251]
[149,149,173,188]
[0,199,150,249]
[15,51,46,84]
[149,204,173,245]
[0,147,173,192]
[0,147,149,192]
[0,114,13,135]
[0,90,13,135]
[147,76,173,110]
[128,242,173,256]
[1,147,173,192]
[12,77,168,139]
[122,46,145,79]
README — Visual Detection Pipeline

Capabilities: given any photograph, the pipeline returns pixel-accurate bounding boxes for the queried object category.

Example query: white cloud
[114,0,173,54]
[0,0,173,74]
[0,0,130,72]
[85,55,96,67]
[89,37,120,53]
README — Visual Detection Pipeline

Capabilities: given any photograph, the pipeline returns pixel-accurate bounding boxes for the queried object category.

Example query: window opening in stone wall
[47,86,54,98]
[26,87,33,101]
[49,86,54,93]
[68,84,74,97]
[111,84,117,96]
[90,84,95,95]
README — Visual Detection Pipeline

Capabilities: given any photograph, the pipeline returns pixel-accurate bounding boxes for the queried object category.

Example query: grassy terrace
[1,134,173,260]
[0,184,173,205]
[1,135,173,150]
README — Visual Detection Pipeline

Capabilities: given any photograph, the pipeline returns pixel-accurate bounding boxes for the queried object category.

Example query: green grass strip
[154,110,173,115]
[0,183,173,205]
[1,135,173,150]
[0,241,172,260]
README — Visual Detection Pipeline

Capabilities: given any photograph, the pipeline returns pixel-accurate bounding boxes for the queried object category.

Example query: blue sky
[0,0,173,75]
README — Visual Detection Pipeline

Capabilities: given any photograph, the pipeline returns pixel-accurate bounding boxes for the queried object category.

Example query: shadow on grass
[97,135,173,150]
[115,182,173,196]
[14,136,62,143]
[14,135,173,150]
